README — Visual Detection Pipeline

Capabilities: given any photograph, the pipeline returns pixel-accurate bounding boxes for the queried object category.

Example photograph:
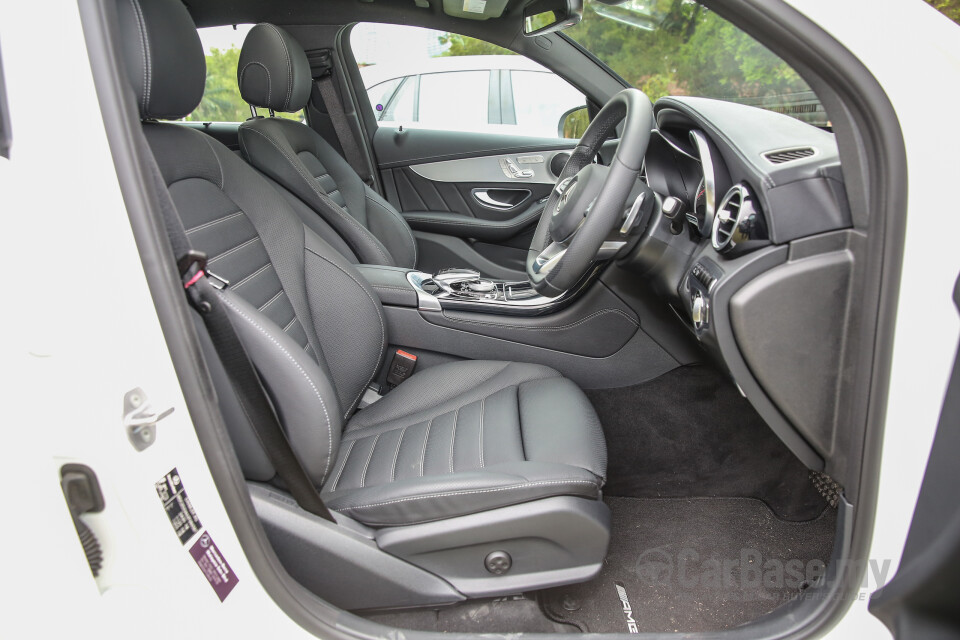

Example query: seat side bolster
[303,229,389,419]
[217,289,343,487]
[239,119,397,266]
[364,186,418,269]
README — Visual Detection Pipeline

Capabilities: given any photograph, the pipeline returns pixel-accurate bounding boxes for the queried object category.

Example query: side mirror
[522,0,583,37]
[558,105,589,139]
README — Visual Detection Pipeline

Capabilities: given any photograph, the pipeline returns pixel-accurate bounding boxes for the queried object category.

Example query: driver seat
[236,23,418,269]
[117,0,609,602]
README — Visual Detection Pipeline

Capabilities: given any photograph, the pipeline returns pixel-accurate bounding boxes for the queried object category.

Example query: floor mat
[586,365,828,521]
[541,497,837,633]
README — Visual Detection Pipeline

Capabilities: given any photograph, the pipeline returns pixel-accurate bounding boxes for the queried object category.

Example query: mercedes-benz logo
[553,179,576,216]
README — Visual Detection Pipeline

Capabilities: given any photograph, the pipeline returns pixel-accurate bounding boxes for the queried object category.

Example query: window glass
[564,0,828,128]
[367,78,403,121]
[381,77,416,123]
[418,71,489,131]
[351,23,585,138]
[510,71,584,138]
[168,25,303,123]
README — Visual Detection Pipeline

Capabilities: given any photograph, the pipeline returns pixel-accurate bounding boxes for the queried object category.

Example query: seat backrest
[237,24,418,269]
[116,0,387,487]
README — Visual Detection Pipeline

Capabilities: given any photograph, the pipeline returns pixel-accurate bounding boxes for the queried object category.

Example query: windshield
[564,0,829,129]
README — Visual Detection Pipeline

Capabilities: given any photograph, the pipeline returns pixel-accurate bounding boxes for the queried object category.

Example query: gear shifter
[430,269,497,297]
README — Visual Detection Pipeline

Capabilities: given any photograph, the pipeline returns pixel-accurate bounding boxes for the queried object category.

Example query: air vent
[712,185,754,252]
[764,147,815,164]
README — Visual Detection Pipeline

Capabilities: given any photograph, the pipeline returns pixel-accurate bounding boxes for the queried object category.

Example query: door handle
[472,188,531,211]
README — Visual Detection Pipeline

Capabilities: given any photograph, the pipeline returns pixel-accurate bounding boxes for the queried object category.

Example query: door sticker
[189,532,238,602]
[156,467,202,544]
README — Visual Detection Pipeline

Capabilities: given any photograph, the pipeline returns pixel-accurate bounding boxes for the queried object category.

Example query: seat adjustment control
[485,550,512,575]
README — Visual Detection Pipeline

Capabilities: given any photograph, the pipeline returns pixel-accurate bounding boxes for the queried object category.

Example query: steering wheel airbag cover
[527,89,653,297]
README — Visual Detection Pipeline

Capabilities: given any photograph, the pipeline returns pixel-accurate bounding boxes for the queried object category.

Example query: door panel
[374,126,578,277]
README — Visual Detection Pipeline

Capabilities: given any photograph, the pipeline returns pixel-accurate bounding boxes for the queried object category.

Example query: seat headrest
[116,0,206,120]
[238,24,312,113]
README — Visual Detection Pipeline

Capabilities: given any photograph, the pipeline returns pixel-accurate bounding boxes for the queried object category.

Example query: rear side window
[166,25,304,123]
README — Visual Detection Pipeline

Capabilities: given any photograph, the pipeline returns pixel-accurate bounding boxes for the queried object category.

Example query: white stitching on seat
[304,247,386,418]
[239,61,272,105]
[366,194,418,267]
[231,263,271,290]
[242,127,393,265]
[338,479,599,511]
[208,236,260,264]
[331,439,356,491]
[265,24,292,111]
[390,424,409,482]
[197,132,225,190]
[479,397,485,468]
[128,0,150,113]
[359,434,380,488]
[441,308,639,332]
[259,288,285,312]
[448,408,460,473]
[185,210,243,235]
[419,417,433,477]
[218,293,335,481]
[282,315,298,333]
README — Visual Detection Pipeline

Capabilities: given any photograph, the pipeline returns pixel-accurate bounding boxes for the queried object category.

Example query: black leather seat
[236,23,419,269]
[116,1,608,599]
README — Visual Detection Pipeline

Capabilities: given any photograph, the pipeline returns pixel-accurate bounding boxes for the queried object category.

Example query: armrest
[355,264,419,308]
[402,203,544,242]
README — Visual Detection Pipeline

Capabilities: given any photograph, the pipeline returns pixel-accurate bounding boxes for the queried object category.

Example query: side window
[165,25,304,123]
[510,70,585,138]
[350,23,586,138]
[418,71,490,131]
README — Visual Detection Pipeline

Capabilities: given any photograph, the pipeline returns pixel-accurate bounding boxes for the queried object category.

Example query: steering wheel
[527,88,654,297]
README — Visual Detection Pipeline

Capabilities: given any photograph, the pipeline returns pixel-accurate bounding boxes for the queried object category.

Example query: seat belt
[147,160,336,523]
[306,48,372,185]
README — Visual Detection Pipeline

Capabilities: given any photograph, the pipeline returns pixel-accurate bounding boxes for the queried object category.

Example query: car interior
[87,0,892,634]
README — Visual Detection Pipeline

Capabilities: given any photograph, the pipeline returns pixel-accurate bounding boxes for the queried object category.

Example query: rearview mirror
[522,0,583,37]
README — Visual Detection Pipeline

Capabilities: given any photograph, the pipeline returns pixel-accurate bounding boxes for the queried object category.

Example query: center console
[403,268,595,316]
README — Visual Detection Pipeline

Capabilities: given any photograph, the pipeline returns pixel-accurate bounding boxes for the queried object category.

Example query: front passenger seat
[236,24,418,269]
[117,0,610,605]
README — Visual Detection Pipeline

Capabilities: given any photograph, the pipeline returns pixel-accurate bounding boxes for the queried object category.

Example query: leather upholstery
[236,25,418,268]
[402,207,544,242]
[237,23,312,112]
[325,361,606,526]
[115,0,205,119]
[118,0,607,529]
[355,265,420,308]
[239,117,418,268]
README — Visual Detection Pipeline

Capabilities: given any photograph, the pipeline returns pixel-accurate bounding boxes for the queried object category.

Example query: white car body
[1,0,959,637]
[359,54,585,137]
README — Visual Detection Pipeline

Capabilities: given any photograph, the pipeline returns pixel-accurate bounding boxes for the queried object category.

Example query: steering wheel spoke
[526,88,653,297]
[532,241,568,276]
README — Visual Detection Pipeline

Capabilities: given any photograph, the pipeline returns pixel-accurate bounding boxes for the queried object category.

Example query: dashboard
[625,96,852,469]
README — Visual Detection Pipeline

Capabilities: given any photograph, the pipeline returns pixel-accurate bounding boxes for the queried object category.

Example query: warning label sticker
[463,0,487,13]
[189,532,238,602]
[155,468,202,545]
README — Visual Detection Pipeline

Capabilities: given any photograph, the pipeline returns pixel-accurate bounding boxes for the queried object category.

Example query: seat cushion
[322,360,607,526]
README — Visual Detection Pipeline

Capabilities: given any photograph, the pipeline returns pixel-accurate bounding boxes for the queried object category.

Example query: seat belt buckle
[177,250,229,291]
[386,350,417,387]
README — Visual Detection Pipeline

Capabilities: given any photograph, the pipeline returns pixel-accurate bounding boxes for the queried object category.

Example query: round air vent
[711,184,756,252]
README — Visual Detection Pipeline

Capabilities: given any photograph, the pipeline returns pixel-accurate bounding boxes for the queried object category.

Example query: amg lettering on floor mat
[615,582,639,633]
[155,467,202,544]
